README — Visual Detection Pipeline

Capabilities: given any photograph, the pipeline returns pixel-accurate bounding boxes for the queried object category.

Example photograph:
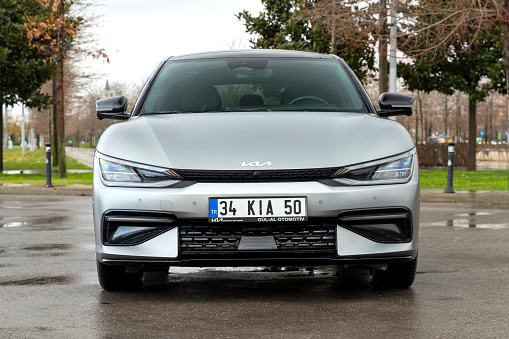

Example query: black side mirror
[377,93,415,117]
[96,96,130,120]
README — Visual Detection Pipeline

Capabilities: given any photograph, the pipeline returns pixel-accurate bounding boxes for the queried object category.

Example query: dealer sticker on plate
[209,197,307,222]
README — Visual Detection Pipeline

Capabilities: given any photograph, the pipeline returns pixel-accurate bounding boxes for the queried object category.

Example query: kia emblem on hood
[242,161,272,167]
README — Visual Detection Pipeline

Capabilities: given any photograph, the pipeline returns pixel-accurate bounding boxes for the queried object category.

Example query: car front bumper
[93,159,420,269]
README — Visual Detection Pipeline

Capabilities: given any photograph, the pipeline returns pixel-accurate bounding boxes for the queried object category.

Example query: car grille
[179,219,337,253]
[174,168,338,182]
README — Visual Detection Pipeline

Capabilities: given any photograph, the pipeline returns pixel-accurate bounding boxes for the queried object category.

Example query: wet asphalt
[1,195,509,338]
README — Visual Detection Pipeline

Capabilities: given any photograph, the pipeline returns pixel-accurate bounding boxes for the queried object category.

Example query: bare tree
[298,0,389,93]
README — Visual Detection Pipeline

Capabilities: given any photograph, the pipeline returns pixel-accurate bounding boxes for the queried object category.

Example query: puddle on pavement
[454,212,493,217]
[0,263,16,268]
[1,220,28,227]
[168,267,285,275]
[30,226,73,232]
[24,244,73,257]
[0,275,75,286]
[168,267,260,274]
[423,210,509,229]
[24,244,73,251]
[446,219,509,229]
[168,266,328,275]
[0,215,70,228]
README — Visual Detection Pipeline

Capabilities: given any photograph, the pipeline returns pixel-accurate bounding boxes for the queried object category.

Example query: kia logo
[242,161,272,167]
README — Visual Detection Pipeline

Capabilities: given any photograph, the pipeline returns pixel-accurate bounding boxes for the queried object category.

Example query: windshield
[140,58,368,114]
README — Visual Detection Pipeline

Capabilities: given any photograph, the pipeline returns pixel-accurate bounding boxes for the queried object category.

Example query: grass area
[2,148,509,190]
[0,172,93,185]
[2,146,92,185]
[2,146,89,170]
[420,169,509,191]
[79,142,94,149]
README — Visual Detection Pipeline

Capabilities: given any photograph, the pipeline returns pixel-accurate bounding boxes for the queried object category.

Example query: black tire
[97,261,143,291]
[369,256,417,289]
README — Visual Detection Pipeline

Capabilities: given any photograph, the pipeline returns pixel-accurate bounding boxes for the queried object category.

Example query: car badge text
[242,161,272,167]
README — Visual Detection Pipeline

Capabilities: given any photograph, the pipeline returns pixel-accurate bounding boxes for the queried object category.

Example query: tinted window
[141,58,367,114]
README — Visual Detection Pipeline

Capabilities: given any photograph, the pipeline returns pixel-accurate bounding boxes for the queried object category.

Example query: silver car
[93,50,419,291]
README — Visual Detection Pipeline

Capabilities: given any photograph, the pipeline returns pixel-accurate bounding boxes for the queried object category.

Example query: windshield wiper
[140,111,184,116]
[238,108,273,112]
[216,108,273,112]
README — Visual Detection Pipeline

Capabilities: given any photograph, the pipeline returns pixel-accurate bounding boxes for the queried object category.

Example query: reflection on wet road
[421,205,509,229]
[1,196,509,338]
[0,215,70,228]
[0,275,76,286]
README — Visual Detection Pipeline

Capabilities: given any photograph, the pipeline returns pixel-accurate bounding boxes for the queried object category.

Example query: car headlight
[332,149,416,185]
[97,154,182,187]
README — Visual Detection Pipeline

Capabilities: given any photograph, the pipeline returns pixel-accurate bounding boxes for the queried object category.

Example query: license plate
[209,197,307,222]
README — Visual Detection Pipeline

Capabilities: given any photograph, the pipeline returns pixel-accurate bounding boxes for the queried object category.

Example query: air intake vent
[338,208,412,243]
[179,219,337,252]
[102,211,176,245]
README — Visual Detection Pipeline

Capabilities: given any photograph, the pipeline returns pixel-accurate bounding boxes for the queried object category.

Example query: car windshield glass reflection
[140,59,367,114]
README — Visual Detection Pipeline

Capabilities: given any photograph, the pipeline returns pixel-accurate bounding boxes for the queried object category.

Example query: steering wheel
[288,96,328,105]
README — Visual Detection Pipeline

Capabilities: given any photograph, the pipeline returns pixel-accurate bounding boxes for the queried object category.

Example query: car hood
[96,112,415,170]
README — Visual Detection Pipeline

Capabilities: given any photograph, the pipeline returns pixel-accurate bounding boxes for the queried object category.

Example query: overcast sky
[87,0,264,86]
[5,1,263,118]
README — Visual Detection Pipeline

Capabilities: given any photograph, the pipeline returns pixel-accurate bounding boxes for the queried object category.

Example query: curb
[420,189,509,206]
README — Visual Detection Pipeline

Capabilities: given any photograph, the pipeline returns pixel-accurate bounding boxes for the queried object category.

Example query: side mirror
[96,96,130,120]
[377,93,415,117]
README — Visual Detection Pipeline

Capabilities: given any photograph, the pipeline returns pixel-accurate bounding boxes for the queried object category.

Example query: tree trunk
[485,115,488,144]
[56,0,66,178]
[416,91,422,144]
[501,15,509,184]
[330,0,337,54]
[419,94,424,143]
[455,92,461,142]
[443,95,448,137]
[466,98,477,171]
[378,0,388,95]
[330,18,336,54]
[0,103,3,173]
[486,95,495,144]
[415,101,419,144]
[52,77,58,167]
[56,58,67,178]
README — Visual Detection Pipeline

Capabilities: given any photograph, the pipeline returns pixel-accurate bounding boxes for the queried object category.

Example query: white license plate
[209,197,307,222]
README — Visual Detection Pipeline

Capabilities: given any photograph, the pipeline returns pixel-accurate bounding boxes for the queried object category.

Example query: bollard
[444,142,455,193]
[44,143,53,188]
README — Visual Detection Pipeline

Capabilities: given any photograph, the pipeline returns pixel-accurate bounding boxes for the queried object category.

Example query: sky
[5,0,264,119]
[87,0,264,86]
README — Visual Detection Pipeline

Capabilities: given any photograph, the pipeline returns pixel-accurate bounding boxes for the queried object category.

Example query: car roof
[166,49,338,61]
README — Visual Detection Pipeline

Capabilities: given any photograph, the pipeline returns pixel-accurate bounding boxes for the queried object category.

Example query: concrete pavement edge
[0,185,92,196]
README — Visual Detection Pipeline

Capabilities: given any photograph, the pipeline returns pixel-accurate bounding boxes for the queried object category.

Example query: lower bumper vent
[102,211,176,245]
[338,208,412,243]
[179,219,337,253]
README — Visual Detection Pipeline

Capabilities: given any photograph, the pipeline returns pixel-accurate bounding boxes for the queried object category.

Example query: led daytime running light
[97,153,182,188]
[333,149,416,186]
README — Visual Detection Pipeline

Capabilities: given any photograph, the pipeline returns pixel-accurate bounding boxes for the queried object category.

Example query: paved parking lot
[1,194,509,338]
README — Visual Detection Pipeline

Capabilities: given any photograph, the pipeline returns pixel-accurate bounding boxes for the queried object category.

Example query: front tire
[97,261,143,291]
[369,256,417,289]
